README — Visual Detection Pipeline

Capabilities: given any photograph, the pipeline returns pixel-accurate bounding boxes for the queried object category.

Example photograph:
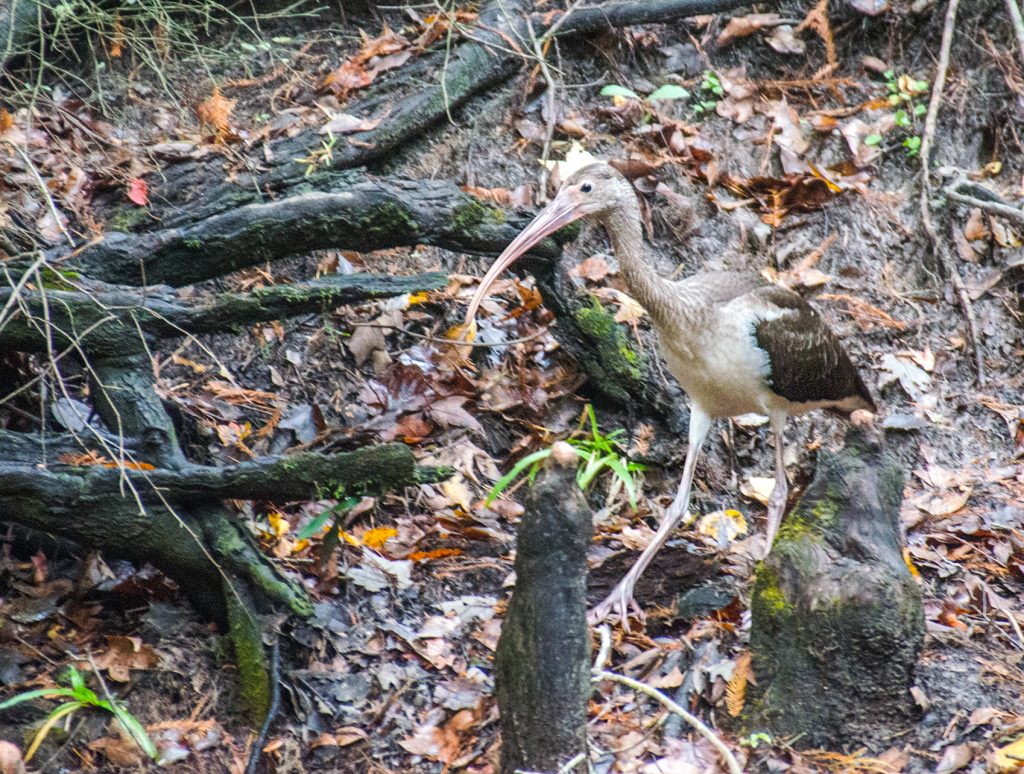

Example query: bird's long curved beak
[463,190,580,327]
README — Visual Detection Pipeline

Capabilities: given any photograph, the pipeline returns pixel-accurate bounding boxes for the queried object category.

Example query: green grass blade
[25,701,82,761]
[295,510,333,540]
[577,451,613,490]
[296,496,359,540]
[0,687,77,710]
[604,455,639,508]
[486,449,553,505]
[111,704,158,759]
[68,666,85,694]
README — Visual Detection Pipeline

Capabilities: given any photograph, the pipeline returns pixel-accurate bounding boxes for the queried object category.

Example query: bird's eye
[580,182,593,193]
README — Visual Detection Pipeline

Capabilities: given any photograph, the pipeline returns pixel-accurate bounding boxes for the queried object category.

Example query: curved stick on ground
[917,0,983,383]
[592,668,742,774]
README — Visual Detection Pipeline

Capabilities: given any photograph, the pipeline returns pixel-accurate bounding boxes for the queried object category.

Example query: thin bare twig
[590,624,740,773]
[918,0,984,383]
[526,16,559,198]
[945,180,1024,226]
[1005,0,1024,68]
[593,669,743,773]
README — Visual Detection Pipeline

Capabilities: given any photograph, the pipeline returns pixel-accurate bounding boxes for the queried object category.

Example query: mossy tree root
[747,426,925,749]
[494,459,592,774]
[73,176,559,286]
[0,440,437,504]
[0,270,448,356]
[523,252,689,432]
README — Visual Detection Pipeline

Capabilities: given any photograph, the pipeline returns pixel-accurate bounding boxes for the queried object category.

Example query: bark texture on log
[0,0,54,71]
[748,426,924,748]
[75,177,557,286]
[524,251,689,432]
[494,460,592,774]
[0,271,446,355]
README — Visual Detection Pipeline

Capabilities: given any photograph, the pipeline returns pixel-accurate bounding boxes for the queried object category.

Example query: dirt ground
[1,1,1023,772]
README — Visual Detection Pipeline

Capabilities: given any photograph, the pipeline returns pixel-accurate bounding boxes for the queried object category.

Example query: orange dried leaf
[108,12,124,57]
[362,527,398,549]
[408,548,463,562]
[726,651,751,717]
[100,459,156,471]
[0,109,14,133]
[195,87,236,142]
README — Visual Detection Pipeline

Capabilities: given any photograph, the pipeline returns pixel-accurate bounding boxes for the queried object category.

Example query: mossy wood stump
[748,426,924,748]
[494,457,592,774]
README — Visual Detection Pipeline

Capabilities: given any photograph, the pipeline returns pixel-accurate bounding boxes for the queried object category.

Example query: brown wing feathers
[753,287,876,412]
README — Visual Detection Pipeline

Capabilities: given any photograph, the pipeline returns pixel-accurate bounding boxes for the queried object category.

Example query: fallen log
[495,446,592,774]
[748,425,925,748]
[0,271,446,356]
[73,177,555,286]
[0,441,440,504]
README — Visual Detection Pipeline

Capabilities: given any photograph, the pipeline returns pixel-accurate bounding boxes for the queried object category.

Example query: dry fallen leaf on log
[195,87,236,142]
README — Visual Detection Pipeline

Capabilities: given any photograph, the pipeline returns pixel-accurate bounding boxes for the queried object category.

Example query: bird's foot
[588,582,644,633]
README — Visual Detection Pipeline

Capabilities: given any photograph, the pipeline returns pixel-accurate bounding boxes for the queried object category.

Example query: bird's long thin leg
[763,412,790,556]
[589,406,713,630]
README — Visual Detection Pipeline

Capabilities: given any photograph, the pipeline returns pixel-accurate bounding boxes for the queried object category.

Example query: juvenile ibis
[464,163,875,625]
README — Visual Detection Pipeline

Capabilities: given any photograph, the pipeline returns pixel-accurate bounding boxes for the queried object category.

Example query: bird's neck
[602,204,707,331]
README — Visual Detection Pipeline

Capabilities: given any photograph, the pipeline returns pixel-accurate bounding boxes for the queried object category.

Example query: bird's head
[463,162,634,324]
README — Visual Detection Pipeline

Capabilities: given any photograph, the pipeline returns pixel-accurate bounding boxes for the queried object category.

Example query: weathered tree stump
[494,450,593,774]
[748,426,925,748]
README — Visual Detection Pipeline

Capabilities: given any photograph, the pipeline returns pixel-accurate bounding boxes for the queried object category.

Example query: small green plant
[296,495,360,540]
[740,731,773,749]
[487,405,644,508]
[693,70,725,115]
[864,70,929,157]
[0,665,156,762]
[600,71,723,119]
[295,129,338,176]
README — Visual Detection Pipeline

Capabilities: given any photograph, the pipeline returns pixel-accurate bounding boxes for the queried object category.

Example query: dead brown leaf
[964,208,990,241]
[570,255,611,282]
[92,635,159,682]
[716,13,783,47]
[726,651,751,717]
[88,734,145,767]
[195,87,236,143]
[427,396,484,435]
[322,26,413,100]
[765,25,806,56]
